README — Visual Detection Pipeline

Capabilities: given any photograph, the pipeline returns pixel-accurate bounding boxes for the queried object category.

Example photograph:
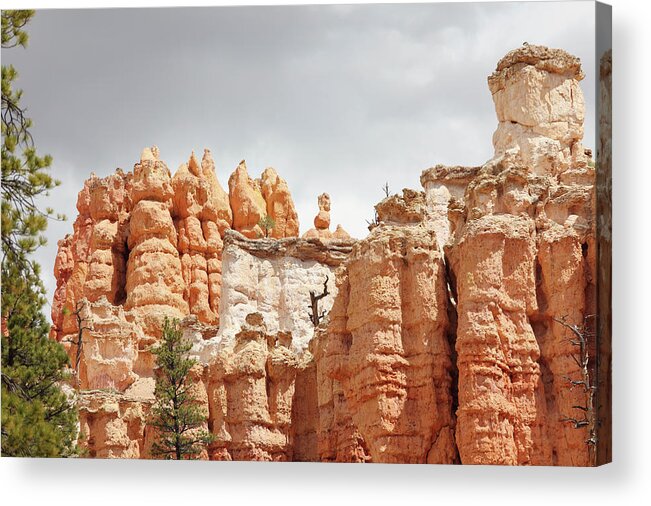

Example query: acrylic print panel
[0,1,611,465]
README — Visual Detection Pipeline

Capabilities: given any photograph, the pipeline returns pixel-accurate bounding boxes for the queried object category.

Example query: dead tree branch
[553,315,597,463]
[68,299,91,387]
[366,210,380,231]
[308,276,329,327]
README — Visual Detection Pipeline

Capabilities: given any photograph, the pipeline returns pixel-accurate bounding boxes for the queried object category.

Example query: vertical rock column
[536,227,591,466]
[173,150,231,324]
[51,234,74,340]
[448,214,549,465]
[259,167,299,238]
[85,170,131,304]
[313,274,371,462]
[447,45,594,465]
[302,193,351,241]
[52,171,143,392]
[80,170,137,390]
[206,313,299,461]
[320,191,455,463]
[201,149,233,321]
[488,45,587,176]
[228,160,267,239]
[52,179,93,342]
[125,147,188,339]
[419,165,480,250]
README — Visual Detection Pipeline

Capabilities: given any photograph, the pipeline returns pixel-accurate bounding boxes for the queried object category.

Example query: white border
[2,1,649,504]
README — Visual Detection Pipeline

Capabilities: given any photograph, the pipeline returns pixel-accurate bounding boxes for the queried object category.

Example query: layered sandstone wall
[192,234,354,461]
[314,45,598,466]
[434,45,596,465]
[50,148,309,459]
[51,150,303,343]
[50,45,602,465]
[314,218,457,463]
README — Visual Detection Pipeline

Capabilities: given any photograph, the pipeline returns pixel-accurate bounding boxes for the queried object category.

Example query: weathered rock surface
[126,148,188,338]
[50,45,603,466]
[488,45,589,176]
[448,214,550,465]
[53,178,93,339]
[208,229,354,353]
[172,151,227,324]
[420,165,480,249]
[315,44,598,466]
[260,167,300,238]
[443,45,596,465]
[77,382,154,459]
[375,188,427,226]
[86,170,131,305]
[315,223,457,463]
[228,160,267,239]
[50,147,311,459]
[51,234,74,339]
[205,313,300,461]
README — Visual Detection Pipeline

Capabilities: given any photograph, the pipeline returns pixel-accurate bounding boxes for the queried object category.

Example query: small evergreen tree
[149,319,213,460]
[1,260,78,457]
[257,214,275,238]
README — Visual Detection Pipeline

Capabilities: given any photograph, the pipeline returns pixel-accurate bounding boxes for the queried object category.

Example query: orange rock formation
[260,167,300,239]
[49,149,303,458]
[227,160,267,239]
[50,45,606,465]
[316,223,456,463]
[303,193,351,240]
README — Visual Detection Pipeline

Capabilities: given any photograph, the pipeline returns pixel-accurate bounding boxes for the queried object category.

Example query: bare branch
[68,299,91,387]
[308,275,330,327]
[554,313,597,465]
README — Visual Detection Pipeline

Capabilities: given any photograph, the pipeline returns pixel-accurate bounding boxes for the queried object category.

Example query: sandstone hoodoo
[51,45,605,465]
[302,192,351,241]
[227,160,267,239]
[260,167,300,239]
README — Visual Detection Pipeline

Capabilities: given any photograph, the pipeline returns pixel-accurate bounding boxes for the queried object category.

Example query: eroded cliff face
[50,149,308,458]
[314,194,457,464]
[51,151,302,342]
[435,45,595,466]
[51,45,600,465]
[194,233,354,461]
[213,230,352,352]
[314,45,597,466]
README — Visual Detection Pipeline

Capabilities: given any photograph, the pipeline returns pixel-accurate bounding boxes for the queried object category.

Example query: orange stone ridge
[51,45,599,465]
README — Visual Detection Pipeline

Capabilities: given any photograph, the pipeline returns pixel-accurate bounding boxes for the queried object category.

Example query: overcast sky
[2,1,596,316]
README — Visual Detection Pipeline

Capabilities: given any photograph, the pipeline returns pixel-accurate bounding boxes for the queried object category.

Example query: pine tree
[1,261,78,457]
[149,319,213,460]
[1,10,77,458]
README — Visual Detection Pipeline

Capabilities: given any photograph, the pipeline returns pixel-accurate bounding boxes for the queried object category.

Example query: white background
[1,0,648,504]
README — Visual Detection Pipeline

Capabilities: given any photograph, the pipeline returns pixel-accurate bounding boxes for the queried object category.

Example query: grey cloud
[1,2,596,317]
